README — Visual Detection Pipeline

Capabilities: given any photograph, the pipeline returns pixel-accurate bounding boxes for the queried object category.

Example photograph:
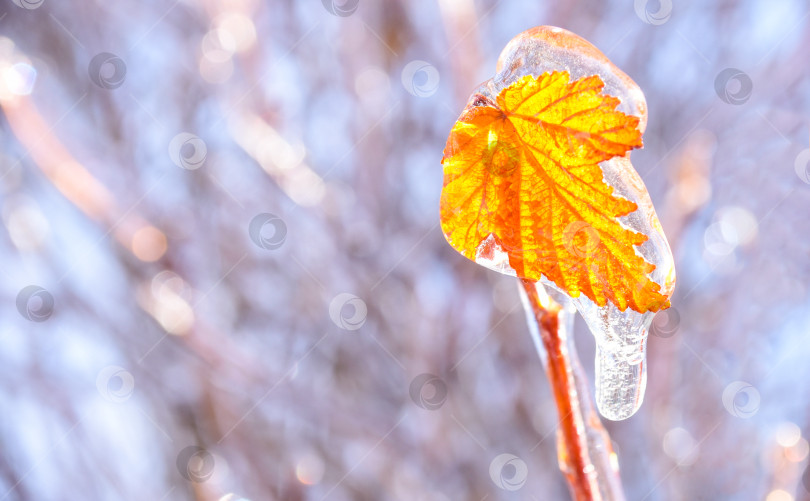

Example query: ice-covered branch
[520,279,625,501]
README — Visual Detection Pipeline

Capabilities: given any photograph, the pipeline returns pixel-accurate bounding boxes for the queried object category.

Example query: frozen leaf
[441,26,676,420]
[441,63,666,313]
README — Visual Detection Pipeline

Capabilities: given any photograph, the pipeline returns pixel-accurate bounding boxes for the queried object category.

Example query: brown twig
[520,279,625,501]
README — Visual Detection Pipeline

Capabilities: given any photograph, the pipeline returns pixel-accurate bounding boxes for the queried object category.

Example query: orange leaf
[440,71,670,313]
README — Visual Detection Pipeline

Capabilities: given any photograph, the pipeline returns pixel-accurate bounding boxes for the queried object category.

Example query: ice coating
[470,26,676,420]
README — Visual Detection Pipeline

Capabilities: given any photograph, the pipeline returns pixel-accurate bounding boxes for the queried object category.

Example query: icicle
[571,294,654,420]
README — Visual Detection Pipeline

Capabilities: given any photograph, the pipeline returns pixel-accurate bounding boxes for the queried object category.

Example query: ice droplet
[471,27,676,421]
[475,234,517,277]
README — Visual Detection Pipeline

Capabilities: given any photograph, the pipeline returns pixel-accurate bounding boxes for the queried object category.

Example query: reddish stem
[520,279,623,501]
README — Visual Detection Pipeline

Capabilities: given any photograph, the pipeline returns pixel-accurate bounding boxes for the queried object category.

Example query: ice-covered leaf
[441,26,678,421]
[441,70,667,313]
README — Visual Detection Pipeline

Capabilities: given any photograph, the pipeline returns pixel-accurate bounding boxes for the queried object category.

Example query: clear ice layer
[471,27,676,421]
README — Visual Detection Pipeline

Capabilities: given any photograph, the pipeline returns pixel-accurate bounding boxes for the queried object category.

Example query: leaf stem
[519,279,625,501]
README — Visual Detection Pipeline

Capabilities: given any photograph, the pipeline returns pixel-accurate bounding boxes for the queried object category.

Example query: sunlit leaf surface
[441,71,669,313]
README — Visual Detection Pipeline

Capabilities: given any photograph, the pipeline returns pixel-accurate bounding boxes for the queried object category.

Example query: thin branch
[520,279,625,501]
